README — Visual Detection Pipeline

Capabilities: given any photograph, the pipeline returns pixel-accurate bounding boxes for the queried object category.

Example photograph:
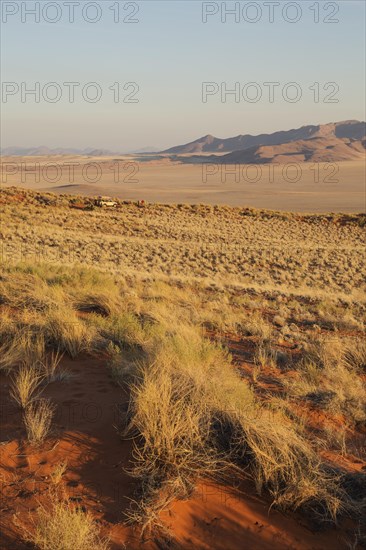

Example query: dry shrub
[222,407,342,517]
[124,364,222,536]
[10,365,45,409]
[106,342,137,385]
[0,272,51,311]
[73,291,120,316]
[128,364,219,478]
[50,462,68,485]
[124,324,345,532]
[46,308,95,358]
[343,339,366,371]
[254,342,277,369]
[0,329,45,372]
[21,495,110,550]
[239,312,272,340]
[41,350,66,382]
[24,398,55,444]
[287,337,366,425]
[126,490,176,540]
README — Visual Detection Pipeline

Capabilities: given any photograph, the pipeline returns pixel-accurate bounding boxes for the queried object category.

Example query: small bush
[254,343,277,369]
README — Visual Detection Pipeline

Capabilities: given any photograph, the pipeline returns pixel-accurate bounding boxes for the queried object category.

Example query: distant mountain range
[0,145,160,156]
[215,136,365,164]
[162,120,365,153]
[2,121,365,164]
[164,120,366,164]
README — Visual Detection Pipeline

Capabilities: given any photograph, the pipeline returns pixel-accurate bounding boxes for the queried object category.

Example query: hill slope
[163,120,366,154]
[209,136,366,164]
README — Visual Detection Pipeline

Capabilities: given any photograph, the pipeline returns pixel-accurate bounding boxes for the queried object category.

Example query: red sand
[0,351,362,549]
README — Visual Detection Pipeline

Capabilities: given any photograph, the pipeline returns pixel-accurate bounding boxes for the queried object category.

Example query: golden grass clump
[254,342,278,369]
[24,398,55,444]
[124,321,345,529]
[0,328,46,372]
[41,350,65,382]
[22,496,110,550]
[46,308,96,358]
[10,365,45,409]
[285,337,366,425]
[50,462,68,485]
[343,339,366,371]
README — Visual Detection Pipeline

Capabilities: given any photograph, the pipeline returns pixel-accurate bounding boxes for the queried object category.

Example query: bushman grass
[10,365,45,409]
[24,398,55,444]
[123,323,346,531]
[18,494,110,550]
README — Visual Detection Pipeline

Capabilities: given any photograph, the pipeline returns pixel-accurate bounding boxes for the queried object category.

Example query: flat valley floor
[1,157,365,212]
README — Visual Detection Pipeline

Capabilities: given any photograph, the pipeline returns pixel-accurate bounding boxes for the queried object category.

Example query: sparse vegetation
[0,188,365,548]
[122,323,348,531]
[50,462,68,485]
[254,342,277,370]
[1,187,365,303]
[285,337,366,426]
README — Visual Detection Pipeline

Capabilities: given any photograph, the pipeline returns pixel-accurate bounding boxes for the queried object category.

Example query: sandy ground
[1,156,365,212]
[0,351,357,550]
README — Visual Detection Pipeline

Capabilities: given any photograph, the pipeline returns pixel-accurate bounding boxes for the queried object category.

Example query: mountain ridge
[162,120,365,154]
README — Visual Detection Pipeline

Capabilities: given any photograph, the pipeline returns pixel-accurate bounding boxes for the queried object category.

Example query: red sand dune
[1,347,361,549]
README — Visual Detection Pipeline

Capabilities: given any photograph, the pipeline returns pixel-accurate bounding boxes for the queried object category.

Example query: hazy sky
[1,0,365,150]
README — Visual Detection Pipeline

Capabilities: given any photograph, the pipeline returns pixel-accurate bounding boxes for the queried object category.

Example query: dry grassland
[0,187,365,549]
[1,187,365,303]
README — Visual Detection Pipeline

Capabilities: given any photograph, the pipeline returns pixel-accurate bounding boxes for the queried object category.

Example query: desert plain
[1,155,365,212]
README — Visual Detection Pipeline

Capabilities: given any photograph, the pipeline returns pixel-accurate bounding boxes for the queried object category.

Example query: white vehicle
[94,197,118,208]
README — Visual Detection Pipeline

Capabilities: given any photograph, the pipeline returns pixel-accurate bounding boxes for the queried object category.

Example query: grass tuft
[10,365,45,409]
[24,398,55,444]
[20,495,110,550]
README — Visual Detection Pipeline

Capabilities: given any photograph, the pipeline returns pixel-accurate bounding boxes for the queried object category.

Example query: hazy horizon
[2,117,365,154]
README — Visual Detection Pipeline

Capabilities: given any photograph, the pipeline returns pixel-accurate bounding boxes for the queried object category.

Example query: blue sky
[1,0,365,150]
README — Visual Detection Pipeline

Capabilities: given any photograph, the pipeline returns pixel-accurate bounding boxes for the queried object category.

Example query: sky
[1,0,365,151]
